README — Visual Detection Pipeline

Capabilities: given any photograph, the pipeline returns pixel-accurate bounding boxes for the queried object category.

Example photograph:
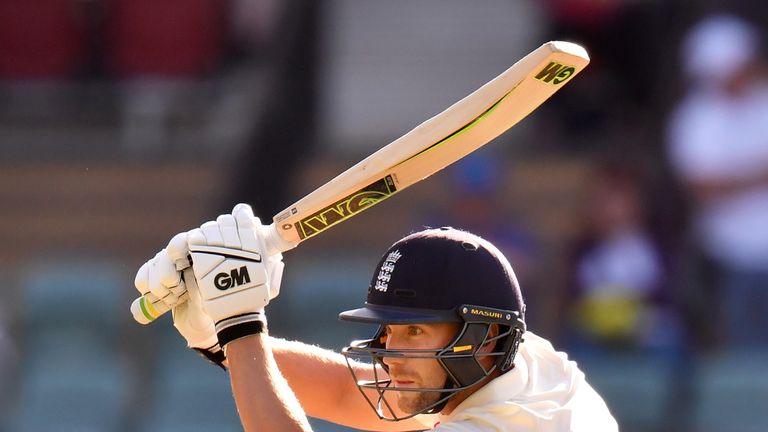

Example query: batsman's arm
[227,335,313,432]
[233,336,428,432]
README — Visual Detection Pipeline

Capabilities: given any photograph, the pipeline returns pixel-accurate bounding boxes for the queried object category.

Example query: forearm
[269,337,359,417]
[227,334,313,432]
[267,337,425,431]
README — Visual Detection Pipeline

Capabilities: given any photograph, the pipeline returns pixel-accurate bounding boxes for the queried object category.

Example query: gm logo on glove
[189,245,268,303]
[215,266,251,290]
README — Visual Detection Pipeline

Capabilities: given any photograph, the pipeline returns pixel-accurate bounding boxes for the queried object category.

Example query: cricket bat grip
[131,288,178,325]
[131,222,297,325]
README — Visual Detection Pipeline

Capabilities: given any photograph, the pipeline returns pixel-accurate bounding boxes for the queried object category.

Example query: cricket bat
[131,41,589,324]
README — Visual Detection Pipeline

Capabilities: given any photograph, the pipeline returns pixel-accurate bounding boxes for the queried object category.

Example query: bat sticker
[296,175,398,240]
[534,61,577,85]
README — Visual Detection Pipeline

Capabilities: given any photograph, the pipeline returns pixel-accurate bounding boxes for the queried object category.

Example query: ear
[478,324,500,353]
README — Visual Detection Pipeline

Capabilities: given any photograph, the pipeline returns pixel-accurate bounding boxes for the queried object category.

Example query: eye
[407,326,423,336]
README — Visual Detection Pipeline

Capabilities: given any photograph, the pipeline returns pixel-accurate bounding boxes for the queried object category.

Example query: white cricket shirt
[415,332,618,431]
[667,83,768,271]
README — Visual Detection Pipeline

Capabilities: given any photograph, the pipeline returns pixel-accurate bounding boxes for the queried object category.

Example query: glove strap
[216,312,267,347]
[193,344,227,370]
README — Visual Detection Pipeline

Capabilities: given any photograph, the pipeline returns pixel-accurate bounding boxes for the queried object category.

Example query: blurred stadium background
[1,0,767,431]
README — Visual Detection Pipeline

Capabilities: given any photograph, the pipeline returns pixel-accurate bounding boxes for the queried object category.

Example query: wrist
[222,332,268,359]
[193,344,227,370]
[215,311,268,348]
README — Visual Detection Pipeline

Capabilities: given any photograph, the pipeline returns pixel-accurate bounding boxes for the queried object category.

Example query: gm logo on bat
[215,266,251,290]
[535,61,577,85]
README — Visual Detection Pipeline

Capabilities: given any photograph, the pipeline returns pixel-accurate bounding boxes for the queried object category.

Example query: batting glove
[134,233,225,368]
[187,203,284,348]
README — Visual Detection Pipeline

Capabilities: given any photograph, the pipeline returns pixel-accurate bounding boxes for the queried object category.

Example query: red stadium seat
[0,0,86,79]
[107,0,226,78]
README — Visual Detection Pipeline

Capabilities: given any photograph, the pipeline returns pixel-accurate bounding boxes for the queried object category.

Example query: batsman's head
[340,227,526,421]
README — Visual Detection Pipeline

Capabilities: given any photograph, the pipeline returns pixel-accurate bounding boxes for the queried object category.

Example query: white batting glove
[134,233,224,368]
[187,203,284,348]
[134,233,189,313]
[174,271,226,368]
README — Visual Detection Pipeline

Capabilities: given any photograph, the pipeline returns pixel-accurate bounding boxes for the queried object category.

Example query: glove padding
[176,268,226,368]
[134,233,224,367]
[188,203,284,347]
[134,233,188,312]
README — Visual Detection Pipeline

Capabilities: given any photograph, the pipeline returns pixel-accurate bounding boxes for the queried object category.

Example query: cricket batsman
[134,203,618,431]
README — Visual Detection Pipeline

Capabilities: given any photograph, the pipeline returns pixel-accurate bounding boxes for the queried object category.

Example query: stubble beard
[397,388,442,414]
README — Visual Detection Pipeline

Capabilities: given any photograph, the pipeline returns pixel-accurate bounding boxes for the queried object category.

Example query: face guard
[341,304,525,421]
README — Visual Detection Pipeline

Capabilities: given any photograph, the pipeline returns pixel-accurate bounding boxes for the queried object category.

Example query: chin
[397,393,437,415]
[396,394,417,411]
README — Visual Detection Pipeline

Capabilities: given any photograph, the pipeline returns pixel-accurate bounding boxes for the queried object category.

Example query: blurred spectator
[667,14,768,348]
[561,160,683,357]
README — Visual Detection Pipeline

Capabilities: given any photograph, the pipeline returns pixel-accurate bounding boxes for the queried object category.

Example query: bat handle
[262,221,298,256]
[131,294,170,325]
[131,273,192,325]
[130,224,296,325]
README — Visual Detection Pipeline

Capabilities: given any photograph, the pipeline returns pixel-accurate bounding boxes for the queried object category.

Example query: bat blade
[131,41,589,324]
[269,41,589,249]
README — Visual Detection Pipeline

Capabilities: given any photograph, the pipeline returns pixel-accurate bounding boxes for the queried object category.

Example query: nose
[382,353,404,368]
[381,333,406,368]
